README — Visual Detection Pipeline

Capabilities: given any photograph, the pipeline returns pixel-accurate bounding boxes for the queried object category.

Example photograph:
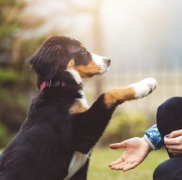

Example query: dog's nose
[104,58,111,66]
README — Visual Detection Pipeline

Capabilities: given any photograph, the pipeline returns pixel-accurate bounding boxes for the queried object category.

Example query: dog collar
[40,80,66,92]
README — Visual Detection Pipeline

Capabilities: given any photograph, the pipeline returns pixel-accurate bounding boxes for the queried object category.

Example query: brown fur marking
[104,87,136,109]
[69,100,88,114]
[75,61,100,78]
[67,59,75,68]
[67,59,100,78]
[80,44,86,48]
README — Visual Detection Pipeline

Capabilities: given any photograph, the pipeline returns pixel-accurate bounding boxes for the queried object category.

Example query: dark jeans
[153,97,182,180]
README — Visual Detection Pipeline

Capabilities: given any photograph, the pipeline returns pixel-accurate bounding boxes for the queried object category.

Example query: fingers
[166,144,182,156]
[164,133,182,155]
[110,162,127,171]
[164,135,182,145]
[109,158,124,167]
[170,129,182,138]
[123,162,138,172]
[110,142,125,149]
[109,157,138,172]
[109,161,138,172]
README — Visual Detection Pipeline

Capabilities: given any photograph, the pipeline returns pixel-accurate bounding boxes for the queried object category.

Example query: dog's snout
[104,58,111,66]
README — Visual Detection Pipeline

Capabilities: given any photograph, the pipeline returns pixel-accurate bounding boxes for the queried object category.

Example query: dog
[0,36,157,180]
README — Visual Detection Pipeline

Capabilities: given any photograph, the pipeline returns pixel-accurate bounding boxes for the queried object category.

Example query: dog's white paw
[131,78,157,99]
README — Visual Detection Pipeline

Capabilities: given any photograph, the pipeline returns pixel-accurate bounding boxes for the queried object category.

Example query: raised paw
[131,78,157,99]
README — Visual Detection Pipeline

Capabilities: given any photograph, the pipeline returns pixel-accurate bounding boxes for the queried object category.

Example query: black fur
[0,36,116,180]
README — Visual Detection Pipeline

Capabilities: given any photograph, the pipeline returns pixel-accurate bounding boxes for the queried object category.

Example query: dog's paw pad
[132,78,157,99]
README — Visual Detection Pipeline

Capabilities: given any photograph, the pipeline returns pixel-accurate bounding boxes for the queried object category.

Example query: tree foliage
[98,111,150,147]
[0,0,46,147]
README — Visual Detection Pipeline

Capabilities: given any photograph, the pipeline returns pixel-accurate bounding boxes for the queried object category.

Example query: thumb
[169,129,182,138]
[110,142,125,149]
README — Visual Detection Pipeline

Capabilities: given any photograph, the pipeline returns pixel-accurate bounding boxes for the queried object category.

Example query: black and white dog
[0,36,157,180]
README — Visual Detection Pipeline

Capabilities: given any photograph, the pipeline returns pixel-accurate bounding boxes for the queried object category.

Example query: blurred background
[0,0,182,179]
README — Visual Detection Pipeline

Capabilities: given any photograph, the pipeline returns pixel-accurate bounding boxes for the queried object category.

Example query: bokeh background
[0,0,182,179]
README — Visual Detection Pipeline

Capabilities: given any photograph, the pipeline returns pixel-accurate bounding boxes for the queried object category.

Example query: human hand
[164,129,182,156]
[109,137,152,172]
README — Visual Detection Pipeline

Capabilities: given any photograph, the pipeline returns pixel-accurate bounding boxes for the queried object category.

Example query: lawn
[88,147,168,180]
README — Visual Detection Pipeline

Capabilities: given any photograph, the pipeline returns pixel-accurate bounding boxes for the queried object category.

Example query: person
[109,97,182,180]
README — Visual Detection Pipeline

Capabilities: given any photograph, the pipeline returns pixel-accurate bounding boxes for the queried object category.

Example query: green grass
[0,147,168,180]
[88,147,168,180]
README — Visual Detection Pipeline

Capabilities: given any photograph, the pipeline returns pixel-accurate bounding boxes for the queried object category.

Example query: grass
[0,146,168,180]
[88,147,168,180]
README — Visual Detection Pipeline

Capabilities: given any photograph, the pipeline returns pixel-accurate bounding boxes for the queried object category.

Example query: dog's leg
[103,77,157,109]
[73,78,157,153]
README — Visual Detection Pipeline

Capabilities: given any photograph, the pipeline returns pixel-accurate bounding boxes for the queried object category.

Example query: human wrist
[142,136,153,152]
[143,135,154,151]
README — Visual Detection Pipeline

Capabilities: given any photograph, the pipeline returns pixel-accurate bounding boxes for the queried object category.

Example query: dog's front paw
[131,78,157,99]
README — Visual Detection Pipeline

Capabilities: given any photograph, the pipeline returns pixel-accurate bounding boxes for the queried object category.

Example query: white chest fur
[64,90,90,180]
[63,151,91,180]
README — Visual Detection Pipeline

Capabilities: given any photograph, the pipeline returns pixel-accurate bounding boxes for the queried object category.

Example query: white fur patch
[91,53,109,74]
[77,90,89,109]
[130,78,157,99]
[66,68,82,84]
[91,53,105,66]
[63,151,91,180]
[64,90,90,180]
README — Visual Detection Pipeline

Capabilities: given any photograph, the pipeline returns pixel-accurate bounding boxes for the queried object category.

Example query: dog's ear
[28,44,63,80]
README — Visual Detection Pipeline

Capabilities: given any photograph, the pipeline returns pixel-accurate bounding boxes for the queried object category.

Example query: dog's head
[28,36,111,88]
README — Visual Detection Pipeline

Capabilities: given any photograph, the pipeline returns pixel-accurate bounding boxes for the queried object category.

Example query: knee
[157,97,180,117]
[157,97,180,126]
[153,161,173,180]
[153,163,164,180]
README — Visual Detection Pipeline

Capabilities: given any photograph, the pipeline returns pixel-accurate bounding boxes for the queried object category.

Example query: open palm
[109,137,152,172]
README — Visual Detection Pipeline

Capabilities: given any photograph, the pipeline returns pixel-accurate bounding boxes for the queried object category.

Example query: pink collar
[40,80,66,92]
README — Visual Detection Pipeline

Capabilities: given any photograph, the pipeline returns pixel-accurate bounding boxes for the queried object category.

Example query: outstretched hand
[109,137,152,172]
